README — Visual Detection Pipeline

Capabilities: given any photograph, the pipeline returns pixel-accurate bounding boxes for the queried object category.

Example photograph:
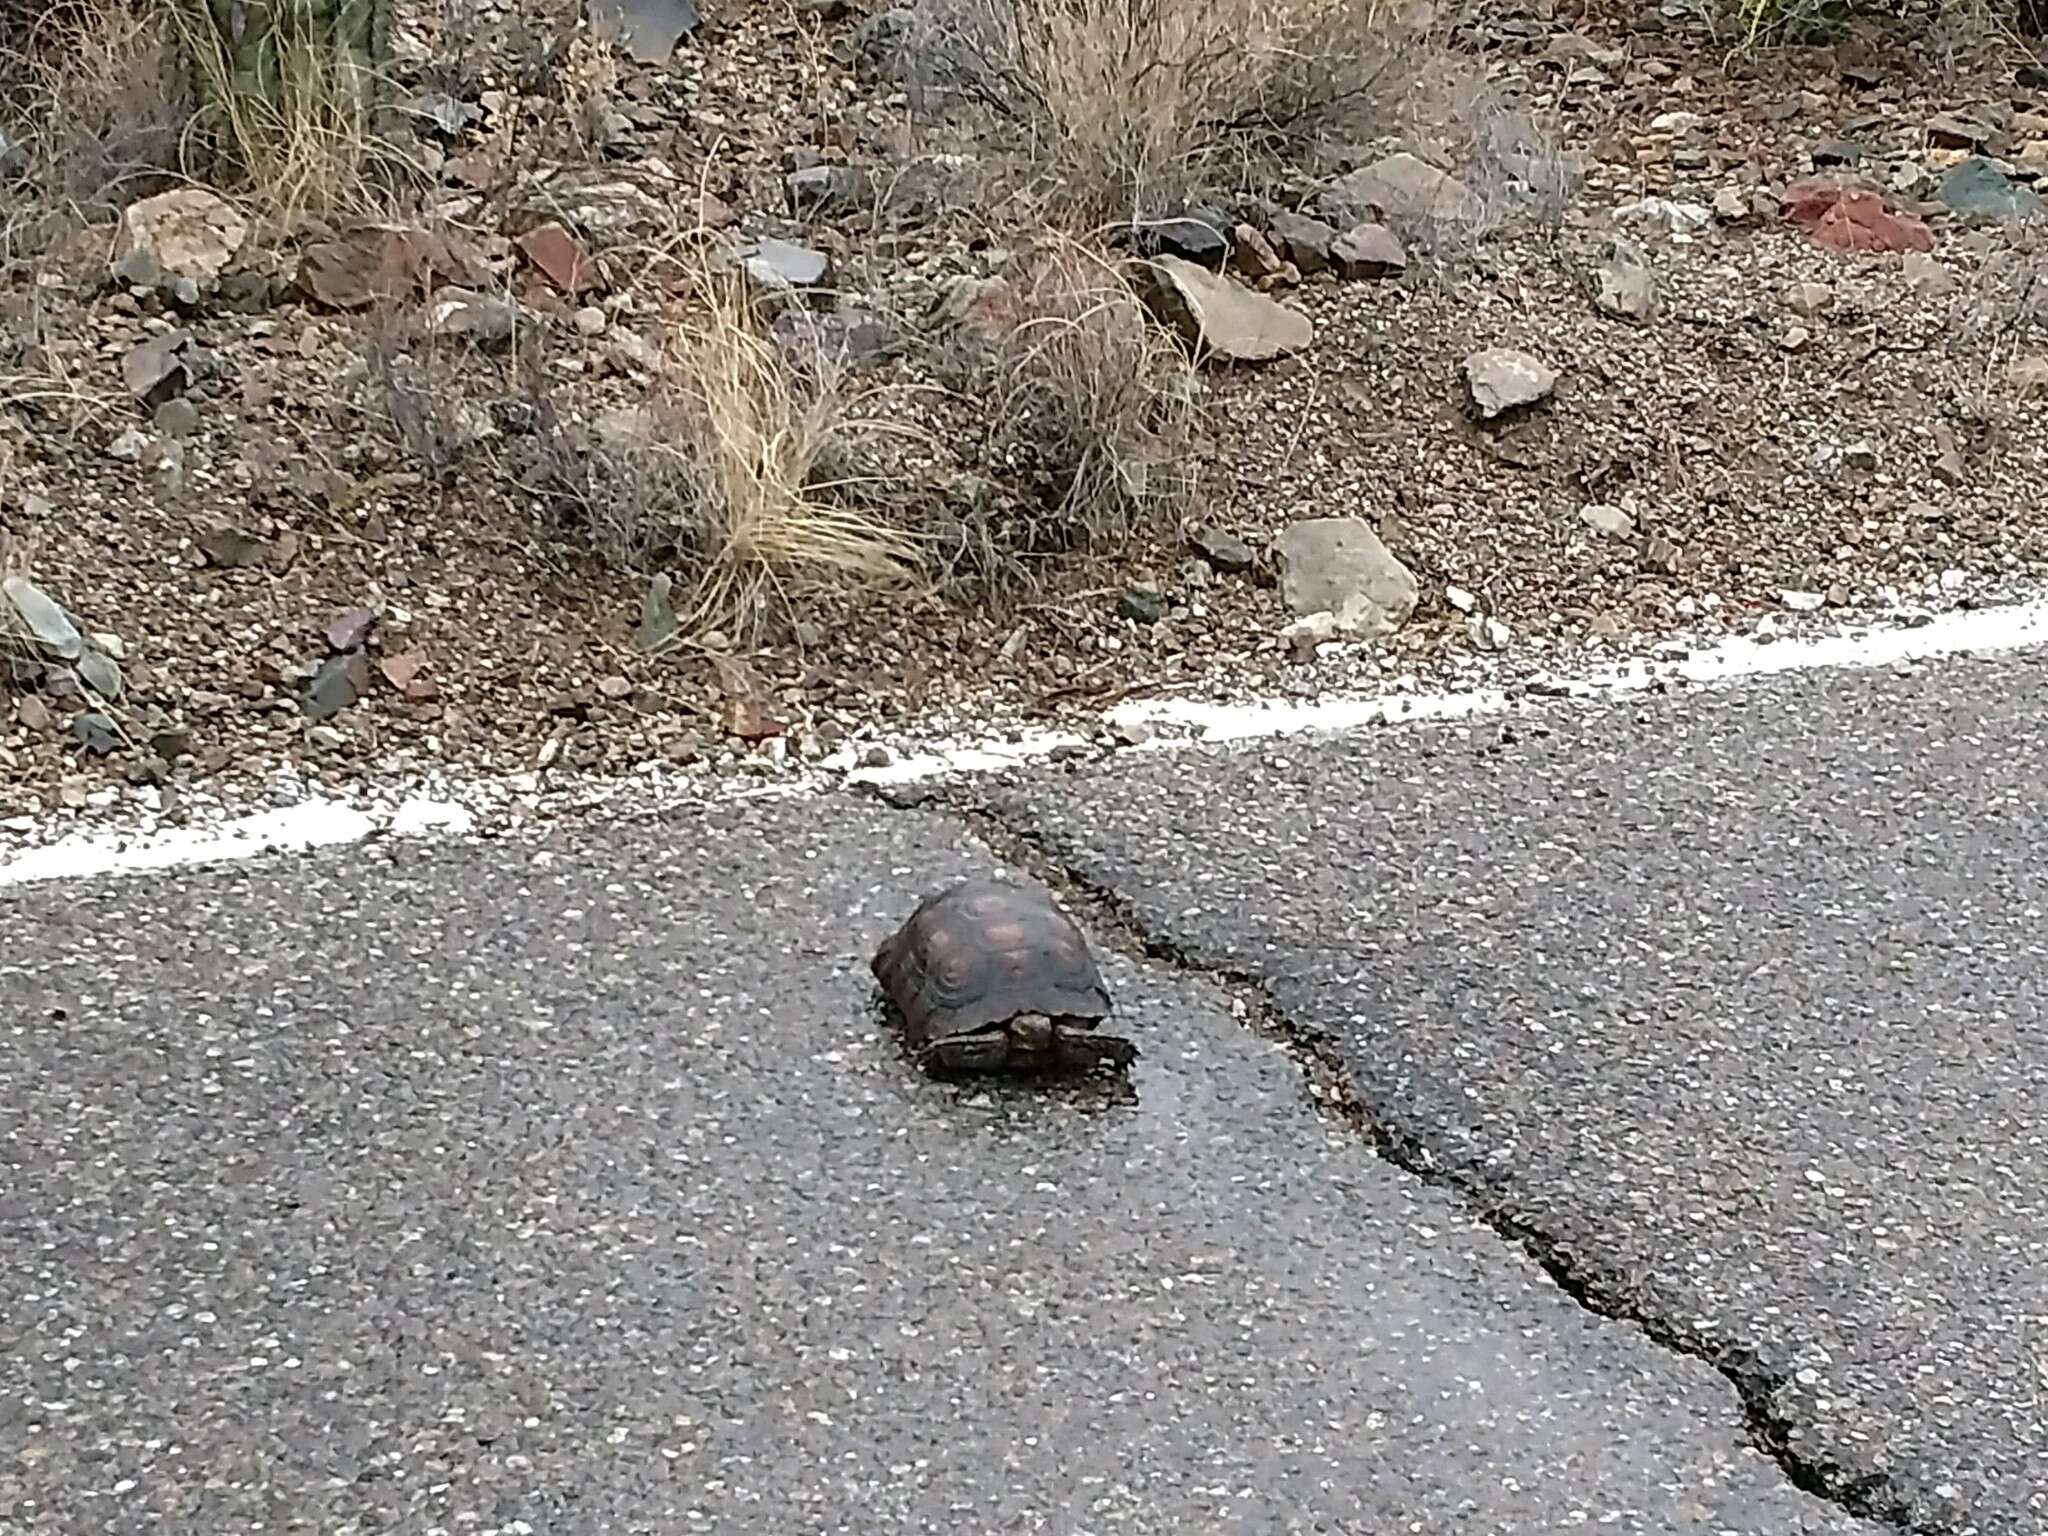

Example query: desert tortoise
[871,877,1137,1075]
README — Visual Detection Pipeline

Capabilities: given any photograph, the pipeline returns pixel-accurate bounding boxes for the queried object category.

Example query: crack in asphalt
[895,782,1926,1536]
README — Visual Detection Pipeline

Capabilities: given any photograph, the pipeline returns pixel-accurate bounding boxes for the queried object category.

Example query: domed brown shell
[871,877,1113,1044]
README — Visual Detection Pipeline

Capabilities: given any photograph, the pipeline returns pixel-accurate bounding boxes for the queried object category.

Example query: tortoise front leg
[925,1028,1012,1076]
[1053,1024,1138,1072]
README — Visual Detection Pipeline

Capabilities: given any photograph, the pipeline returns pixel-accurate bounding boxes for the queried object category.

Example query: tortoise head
[1009,1012,1055,1053]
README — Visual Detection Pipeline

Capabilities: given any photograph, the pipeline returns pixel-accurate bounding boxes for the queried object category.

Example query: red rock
[379,650,440,702]
[516,222,598,295]
[1780,176,1934,253]
[298,224,482,309]
[1781,175,1862,224]
[722,696,787,743]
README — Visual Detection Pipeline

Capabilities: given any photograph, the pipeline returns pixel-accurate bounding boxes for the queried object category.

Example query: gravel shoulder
[0,793,1880,1534]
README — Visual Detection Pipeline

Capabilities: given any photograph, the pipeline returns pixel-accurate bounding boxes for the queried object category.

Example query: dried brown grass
[935,231,1199,586]
[0,0,182,258]
[409,255,938,642]
[0,0,418,258]
[161,0,420,226]
[921,0,1417,219]
[646,264,934,636]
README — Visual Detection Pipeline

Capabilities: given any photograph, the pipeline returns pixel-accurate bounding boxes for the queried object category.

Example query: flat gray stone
[1274,516,1418,637]
[740,237,831,294]
[1331,221,1407,279]
[1463,346,1557,418]
[2,573,83,660]
[1267,211,1338,274]
[1936,155,2046,221]
[1322,151,1485,229]
[588,0,700,63]
[1591,236,1656,321]
[1140,255,1312,362]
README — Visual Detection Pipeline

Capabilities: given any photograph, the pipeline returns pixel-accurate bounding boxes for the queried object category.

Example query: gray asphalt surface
[992,649,2048,1535]
[0,798,1869,1534]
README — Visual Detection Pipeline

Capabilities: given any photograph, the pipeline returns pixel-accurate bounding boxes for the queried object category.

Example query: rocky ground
[1,0,2046,824]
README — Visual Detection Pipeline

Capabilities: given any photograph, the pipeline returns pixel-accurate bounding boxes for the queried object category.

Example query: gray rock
[122,330,194,406]
[1782,280,1833,316]
[787,164,864,217]
[1189,524,1255,573]
[2,574,84,660]
[768,302,904,374]
[428,287,521,347]
[1139,256,1312,363]
[1267,212,1338,275]
[106,428,150,462]
[1129,212,1233,268]
[14,693,52,733]
[1118,586,1169,624]
[1330,222,1407,279]
[1469,614,1511,651]
[1321,152,1485,230]
[196,525,272,569]
[740,238,832,297]
[1591,237,1656,321]
[1613,196,1712,236]
[1926,111,1996,150]
[587,0,701,63]
[1462,347,1557,419]
[304,652,370,722]
[109,246,163,290]
[112,187,247,285]
[1580,503,1635,538]
[76,645,123,701]
[152,398,200,437]
[71,711,120,756]
[1710,185,1752,223]
[603,329,661,372]
[1275,517,1418,638]
[1936,156,2045,221]
[325,606,376,653]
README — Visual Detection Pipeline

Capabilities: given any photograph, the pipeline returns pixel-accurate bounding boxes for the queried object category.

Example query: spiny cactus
[163,0,395,201]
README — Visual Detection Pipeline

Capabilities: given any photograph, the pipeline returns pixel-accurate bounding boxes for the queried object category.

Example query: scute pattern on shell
[872,877,1113,1044]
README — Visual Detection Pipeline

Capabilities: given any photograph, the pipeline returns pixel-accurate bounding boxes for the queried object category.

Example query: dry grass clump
[161,0,417,225]
[919,0,1414,220]
[938,233,1200,585]
[1711,0,2001,47]
[0,0,183,258]
[0,0,414,259]
[504,266,932,641]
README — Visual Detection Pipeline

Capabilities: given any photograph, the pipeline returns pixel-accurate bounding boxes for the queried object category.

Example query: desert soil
[1,0,2046,824]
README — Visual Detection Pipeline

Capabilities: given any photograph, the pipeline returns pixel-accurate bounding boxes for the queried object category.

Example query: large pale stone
[1141,256,1312,363]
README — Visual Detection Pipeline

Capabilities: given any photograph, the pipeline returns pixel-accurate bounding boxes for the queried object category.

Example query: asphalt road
[0,798,1872,1534]
[991,647,2048,1535]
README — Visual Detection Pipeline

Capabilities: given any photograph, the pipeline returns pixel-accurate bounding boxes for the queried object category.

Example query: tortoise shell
[871,876,1113,1045]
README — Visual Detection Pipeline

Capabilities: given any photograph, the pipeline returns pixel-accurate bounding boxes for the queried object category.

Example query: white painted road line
[3,593,2046,890]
